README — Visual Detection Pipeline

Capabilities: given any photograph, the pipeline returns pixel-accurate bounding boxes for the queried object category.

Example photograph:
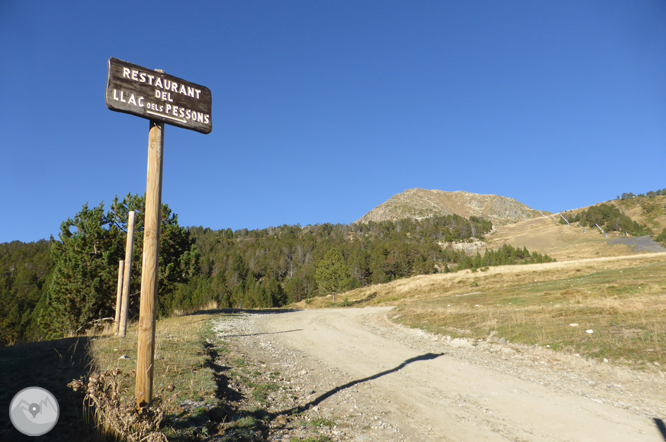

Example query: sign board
[106,58,212,134]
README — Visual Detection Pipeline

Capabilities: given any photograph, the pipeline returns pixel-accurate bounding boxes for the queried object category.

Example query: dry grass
[483,216,641,261]
[89,314,219,404]
[68,370,170,442]
[300,252,666,307]
[172,301,219,317]
[611,195,666,232]
[504,195,666,258]
[82,313,224,440]
[299,253,666,370]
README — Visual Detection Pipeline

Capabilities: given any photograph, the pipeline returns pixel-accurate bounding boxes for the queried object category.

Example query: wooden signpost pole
[135,120,164,408]
[118,210,136,338]
[114,260,124,334]
[105,58,211,408]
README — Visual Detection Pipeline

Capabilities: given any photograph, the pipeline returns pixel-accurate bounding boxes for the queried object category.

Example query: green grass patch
[236,416,258,428]
[250,383,280,403]
[306,418,334,428]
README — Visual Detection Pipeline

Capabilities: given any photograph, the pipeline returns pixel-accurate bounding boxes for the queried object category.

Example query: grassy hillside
[482,216,643,261]
[610,194,666,233]
[296,252,666,370]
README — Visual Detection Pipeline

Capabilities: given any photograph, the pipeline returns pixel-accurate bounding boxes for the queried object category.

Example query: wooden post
[114,260,124,334]
[118,210,136,338]
[135,120,164,408]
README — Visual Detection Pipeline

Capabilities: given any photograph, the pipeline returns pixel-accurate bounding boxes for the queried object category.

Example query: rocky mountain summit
[356,188,539,226]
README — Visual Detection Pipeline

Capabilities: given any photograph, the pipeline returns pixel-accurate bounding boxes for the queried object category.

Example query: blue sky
[2,1,665,243]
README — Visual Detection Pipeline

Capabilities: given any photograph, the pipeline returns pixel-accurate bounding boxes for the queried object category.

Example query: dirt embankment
[215,308,666,442]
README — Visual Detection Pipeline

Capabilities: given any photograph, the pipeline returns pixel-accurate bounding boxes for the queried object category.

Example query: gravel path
[608,236,666,253]
[212,308,666,442]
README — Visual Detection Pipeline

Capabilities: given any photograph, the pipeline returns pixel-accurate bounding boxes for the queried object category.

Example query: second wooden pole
[135,120,164,408]
[114,260,124,334]
[118,210,136,337]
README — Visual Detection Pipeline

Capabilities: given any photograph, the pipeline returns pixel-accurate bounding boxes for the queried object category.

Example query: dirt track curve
[218,307,666,442]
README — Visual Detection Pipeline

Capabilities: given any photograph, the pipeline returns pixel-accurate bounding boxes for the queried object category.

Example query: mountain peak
[356,188,539,225]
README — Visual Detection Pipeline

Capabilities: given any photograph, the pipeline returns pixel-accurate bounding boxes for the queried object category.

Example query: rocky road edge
[208,312,404,442]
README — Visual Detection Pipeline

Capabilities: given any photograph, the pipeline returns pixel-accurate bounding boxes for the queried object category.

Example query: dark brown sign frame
[105,57,212,134]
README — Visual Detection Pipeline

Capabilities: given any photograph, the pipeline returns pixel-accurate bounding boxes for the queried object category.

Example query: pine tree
[40,195,199,338]
[40,203,122,337]
[315,249,351,303]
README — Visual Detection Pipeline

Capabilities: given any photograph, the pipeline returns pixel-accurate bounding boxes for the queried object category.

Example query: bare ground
[212,308,666,442]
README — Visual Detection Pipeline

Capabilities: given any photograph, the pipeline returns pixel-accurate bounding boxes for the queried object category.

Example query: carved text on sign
[106,58,212,134]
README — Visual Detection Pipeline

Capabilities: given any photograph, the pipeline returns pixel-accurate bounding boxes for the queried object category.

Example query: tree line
[166,215,552,312]
[0,240,53,344]
[617,188,666,200]
[2,198,560,345]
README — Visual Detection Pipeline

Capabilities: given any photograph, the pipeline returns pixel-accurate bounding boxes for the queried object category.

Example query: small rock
[499,338,507,345]
[654,362,660,366]
[603,358,609,363]
[585,329,593,334]
[570,323,579,327]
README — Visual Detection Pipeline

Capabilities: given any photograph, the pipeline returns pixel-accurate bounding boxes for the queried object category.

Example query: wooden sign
[106,57,212,134]
[104,57,212,408]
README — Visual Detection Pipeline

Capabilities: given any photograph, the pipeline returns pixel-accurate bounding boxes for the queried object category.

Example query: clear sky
[2,1,665,243]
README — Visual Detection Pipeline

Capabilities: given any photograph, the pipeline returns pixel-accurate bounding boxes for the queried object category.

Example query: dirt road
[224,307,666,442]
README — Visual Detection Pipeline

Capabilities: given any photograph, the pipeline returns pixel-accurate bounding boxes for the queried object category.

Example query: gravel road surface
[213,307,666,442]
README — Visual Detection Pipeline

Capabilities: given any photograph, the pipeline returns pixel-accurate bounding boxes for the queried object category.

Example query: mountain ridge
[356,188,540,226]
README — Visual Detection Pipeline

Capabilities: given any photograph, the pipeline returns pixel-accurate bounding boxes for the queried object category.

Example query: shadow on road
[279,352,444,416]
[190,308,302,317]
[215,329,304,338]
[655,418,666,441]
